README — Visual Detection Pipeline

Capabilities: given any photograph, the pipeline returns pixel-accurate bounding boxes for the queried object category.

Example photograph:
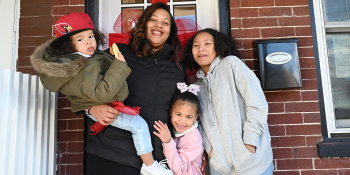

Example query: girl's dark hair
[129,2,182,68]
[50,29,106,56]
[183,28,240,70]
[170,91,201,115]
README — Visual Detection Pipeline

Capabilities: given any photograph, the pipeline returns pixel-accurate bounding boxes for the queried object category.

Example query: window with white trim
[98,0,220,49]
[313,0,350,137]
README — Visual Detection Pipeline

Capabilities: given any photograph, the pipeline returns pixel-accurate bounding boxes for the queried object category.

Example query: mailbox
[256,38,302,90]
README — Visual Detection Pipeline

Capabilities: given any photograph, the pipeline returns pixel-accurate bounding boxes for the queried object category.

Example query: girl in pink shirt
[154,83,204,175]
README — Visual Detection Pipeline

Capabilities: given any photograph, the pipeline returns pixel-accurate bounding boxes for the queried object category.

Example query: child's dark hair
[170,91,201,115]
[183,28,240,70]
[49,29,106,56]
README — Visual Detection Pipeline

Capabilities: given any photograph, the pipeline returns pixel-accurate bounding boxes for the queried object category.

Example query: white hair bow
[177,82,200,95]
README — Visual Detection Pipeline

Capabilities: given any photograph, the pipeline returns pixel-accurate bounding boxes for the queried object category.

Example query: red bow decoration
[90,101,141,135]
[152,0,167,4]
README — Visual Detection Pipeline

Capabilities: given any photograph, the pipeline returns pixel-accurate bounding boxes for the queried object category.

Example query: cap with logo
[50,12,95,47]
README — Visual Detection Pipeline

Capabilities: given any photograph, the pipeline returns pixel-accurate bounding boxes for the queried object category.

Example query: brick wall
[52,1,86,175]
[230,0,350,174]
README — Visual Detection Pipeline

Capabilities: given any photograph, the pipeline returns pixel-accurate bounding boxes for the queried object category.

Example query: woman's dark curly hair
[183,28,240,70]
[49,29,106,56]
[128,2,182,68]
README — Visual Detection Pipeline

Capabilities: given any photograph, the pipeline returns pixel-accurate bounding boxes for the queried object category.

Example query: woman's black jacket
[84,43,186,169]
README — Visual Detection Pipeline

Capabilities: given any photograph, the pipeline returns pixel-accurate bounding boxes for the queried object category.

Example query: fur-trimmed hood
[30,39,88,78]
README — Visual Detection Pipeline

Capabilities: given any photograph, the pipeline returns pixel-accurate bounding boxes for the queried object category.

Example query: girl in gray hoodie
[183,28,274,175]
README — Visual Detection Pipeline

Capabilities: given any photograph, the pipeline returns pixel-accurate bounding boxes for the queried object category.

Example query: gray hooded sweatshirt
[195,56,273,175]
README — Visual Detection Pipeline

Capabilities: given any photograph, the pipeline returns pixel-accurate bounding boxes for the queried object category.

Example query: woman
[84,2,186,175]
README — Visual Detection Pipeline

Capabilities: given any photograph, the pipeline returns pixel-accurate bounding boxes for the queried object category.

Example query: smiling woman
[146,8,171,52]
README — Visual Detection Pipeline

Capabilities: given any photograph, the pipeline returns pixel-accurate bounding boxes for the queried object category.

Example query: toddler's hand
[153,121,171,143]
[117,51,126,62]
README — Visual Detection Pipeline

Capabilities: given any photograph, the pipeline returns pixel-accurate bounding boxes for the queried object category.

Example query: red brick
[65,164,84,175]
[21,0,37,7]
[314,158,350,169]
[303,113,321,123]
[19,37,35,47]
[21,7,52,16]
[259,7,292,17]
[231,19,242,28]
[67,142,84,152]
[296,27,313,36]
[19,17,35,27]
[268,113,304,125]
[57,120,68,131]
[18,46,36,57]
[273,171,300,175]
[52,6,85,16]
[56,164,66,175]
[299,58,316,69]
[339,169,350,175]
[239,50,256,60]
[70,0,85,5]
[293,6,311,16]
[19,26,52,37]
[52,0,70,6]
[58,97,69,108]
[301,170,338,175]
[273,148,293,159]
[244,59,259,70]
[298,37,314,47]
[286,124,321,135]
[306,136,323,146]
[67,119,84,130]
[231,8,259,18]
[293,147,317,158]
[242,39,255,49]
[277,159,313,170]
[241,0,274,7]
[17,57,32,67]
[37,0,51,6]
[275,0,309,6]
[261,27,295,38]
[57,131,84,142]
[57,142,67,153]
[236,39,244,49]
[242,18,278,28]
[301,91,319,101]
[230,0,240,7]
[60,153,84,164]
[231,28,260,38]
[271,136,306,147]
[269,125,286,136]
[285,102,320,112]
[58,109,84,119]
[268,103,285,113]
[301,69,317,79]
[300,45,314,58]
[265,91,301,102]
[35,16,53,26]
[301,79,318,90]
[279,16,311,26]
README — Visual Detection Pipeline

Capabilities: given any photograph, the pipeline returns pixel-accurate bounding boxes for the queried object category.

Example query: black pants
[85,153,140,175]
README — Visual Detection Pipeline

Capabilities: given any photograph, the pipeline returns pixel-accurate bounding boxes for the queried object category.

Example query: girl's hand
[245,144,256,154]
[117,52,126,62]
[201,151,208,175]
[153,121,171,143]
[209,149,213,158]
[89,104,120,126]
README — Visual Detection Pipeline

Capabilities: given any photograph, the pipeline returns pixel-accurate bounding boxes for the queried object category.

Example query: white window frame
[98,0,220,49]
[312,0,350,137]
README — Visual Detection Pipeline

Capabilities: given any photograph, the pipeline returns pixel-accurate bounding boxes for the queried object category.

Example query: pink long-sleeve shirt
[163,128,204,175]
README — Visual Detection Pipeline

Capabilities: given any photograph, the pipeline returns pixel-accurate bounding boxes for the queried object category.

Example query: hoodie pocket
[209,148,234,174]
[233,139,258,171]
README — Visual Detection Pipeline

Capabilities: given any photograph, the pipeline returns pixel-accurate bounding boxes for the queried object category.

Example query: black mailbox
[256,38,302,90]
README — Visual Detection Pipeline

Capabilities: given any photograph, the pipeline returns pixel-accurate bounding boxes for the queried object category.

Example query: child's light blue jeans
[88,112,153,155]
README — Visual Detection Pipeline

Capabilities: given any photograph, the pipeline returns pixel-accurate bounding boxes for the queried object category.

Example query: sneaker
[140,159,173,175]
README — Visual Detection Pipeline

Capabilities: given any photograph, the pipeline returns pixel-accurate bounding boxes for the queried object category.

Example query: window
[98,0,220,48]
[312,0,350,138]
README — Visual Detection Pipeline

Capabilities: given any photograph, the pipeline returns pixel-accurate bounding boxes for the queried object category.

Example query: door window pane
[122,0,144,4]
[174,5,196,21]
[325,0,350,21]
[326,33,350,128]
[117,7,144,33]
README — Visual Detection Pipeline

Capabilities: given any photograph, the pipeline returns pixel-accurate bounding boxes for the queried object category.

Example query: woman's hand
[245,144,256,154]
[201,151,208,175]
[89,104,120,126]
[209,149,213,158]
[153,121,171,143]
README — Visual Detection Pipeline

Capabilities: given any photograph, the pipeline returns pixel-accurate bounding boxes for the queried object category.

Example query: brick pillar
[51,1,86,175]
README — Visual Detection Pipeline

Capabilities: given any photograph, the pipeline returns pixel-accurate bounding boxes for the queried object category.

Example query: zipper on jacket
[151,58,158,140]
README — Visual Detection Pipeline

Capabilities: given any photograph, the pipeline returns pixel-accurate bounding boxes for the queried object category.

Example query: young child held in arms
[153,82,204,175]
[30,12,172,175]
[183,28,274,175]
